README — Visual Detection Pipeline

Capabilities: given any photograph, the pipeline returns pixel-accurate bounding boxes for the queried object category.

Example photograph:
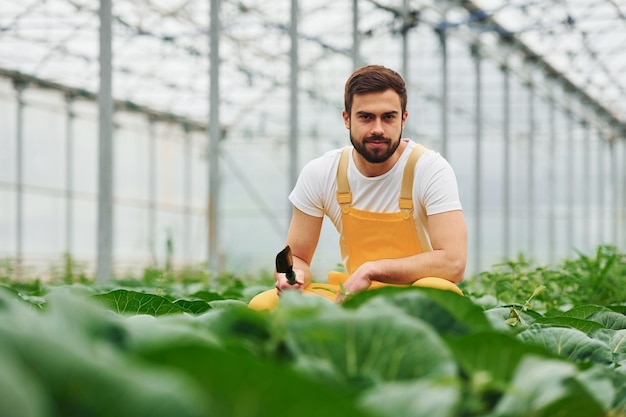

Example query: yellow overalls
[248,145,462,311]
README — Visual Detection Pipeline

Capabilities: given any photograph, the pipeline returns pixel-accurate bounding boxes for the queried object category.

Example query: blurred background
[1,0,625,281]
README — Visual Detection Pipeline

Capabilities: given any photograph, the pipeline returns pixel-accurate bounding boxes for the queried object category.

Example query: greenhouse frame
[1,0,625,280]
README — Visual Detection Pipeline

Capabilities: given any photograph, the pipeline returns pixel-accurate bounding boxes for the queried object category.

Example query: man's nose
[371,117,384,135]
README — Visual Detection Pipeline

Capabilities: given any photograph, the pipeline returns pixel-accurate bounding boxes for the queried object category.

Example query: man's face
[342,89,407,164]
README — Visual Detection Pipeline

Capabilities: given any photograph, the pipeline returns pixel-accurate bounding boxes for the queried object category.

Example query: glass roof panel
[1,0,624,128]
[475,0,626,124]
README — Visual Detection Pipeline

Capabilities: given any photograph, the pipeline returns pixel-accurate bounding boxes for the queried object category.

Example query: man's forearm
[364,250,466,285]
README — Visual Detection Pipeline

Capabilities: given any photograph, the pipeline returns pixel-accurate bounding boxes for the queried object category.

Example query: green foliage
[0,244,625,416]
[0,257,15,280]
[463,245,626,312]
[52,252,90,284]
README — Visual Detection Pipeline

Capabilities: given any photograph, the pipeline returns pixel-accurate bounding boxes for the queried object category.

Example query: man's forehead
[351,89,402,112]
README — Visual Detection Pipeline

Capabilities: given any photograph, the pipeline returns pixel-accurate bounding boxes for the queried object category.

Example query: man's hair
[344,65,407,115]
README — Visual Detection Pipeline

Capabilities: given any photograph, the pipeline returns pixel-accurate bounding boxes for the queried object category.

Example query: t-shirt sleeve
[288,157,328,218]
[419,153,463,215]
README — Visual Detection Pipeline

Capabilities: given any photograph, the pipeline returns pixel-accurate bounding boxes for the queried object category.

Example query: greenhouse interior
[1,0,625,281]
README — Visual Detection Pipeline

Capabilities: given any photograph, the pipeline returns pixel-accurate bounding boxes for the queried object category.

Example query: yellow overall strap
[399,144,428,219]
[336,147,352,213]
[336,144,428,215]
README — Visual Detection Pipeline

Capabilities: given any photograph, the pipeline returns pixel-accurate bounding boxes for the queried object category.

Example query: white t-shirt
[289,139,463,248]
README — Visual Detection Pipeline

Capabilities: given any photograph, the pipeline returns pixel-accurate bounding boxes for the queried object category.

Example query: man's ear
[342,110,350,129]
[402,110,408,127]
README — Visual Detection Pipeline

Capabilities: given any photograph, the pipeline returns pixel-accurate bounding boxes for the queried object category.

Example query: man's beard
[350,131,402,163]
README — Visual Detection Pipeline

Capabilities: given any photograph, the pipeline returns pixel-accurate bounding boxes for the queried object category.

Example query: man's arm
[341,209,467,293]
[275,206,323,292]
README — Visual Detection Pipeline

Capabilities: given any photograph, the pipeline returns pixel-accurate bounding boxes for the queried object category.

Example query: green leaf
[346,287,492,335]
[359,378,461,417]
[0,286,23,310]
[271,289,337,322]
[0,292,210,417]
[533,316,606,333]
[195,307,273,356]
[446,331,550,386]
[0,284,46,309]
[0,345,51,417]
[188,289,224,302]
[281,295,457,389]
[588,311,626,330]
[533,305,621,333]
[483,306,537,331]
[518,325,613,364]
[493,356,609,417]
[555,305,613,319]
[589,328,626,363]
[613,371,626,411]
[123,313,220,353]
[173,298,212,314]
[607,305,626,315]
[137,343,372,417]
[92,289,186,316]
[207,299,249,310]
[0,279,44,296]
[576,365,620,411]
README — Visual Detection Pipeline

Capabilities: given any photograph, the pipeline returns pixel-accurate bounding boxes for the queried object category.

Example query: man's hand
[275,269,305,295]
[335,263,373,302]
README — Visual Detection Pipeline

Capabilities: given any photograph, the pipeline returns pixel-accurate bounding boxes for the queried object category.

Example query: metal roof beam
[0,67,208,132]
[460,0,626,139]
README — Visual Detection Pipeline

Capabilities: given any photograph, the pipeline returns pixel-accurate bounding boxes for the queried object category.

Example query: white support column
[148,117,157,264]
[616,139,626,250]
[471,43,482,274]
[527,81,535,258]
[97,0,114,282]
[609,139,618,245]
[596,129,604,245]
[14,80,26,280]
[352,0,360,70]
[288,0,299,219]
[547,96,556,264]
[208,0,221,275]
[502,64,511,260]
[438,27,449,159]
[565,111,575,254]
[583,122,591,251]
[184,124,192,263]
[65,94,75,257]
